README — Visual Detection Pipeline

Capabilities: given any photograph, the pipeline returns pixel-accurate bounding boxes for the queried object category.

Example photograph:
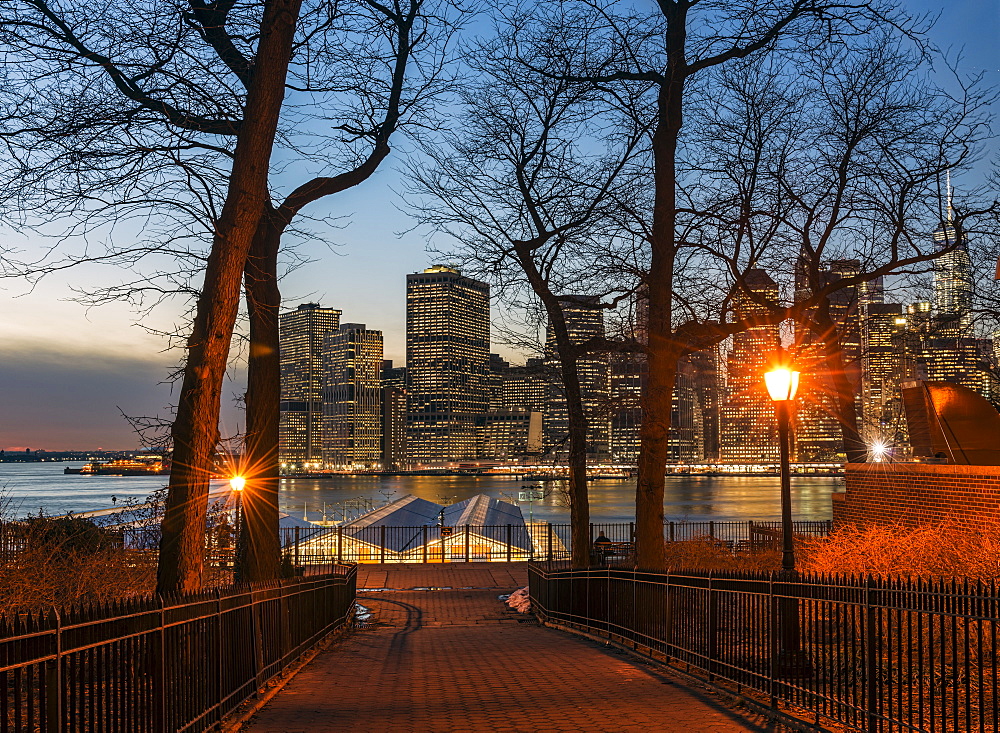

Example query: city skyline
[0,0,996,450]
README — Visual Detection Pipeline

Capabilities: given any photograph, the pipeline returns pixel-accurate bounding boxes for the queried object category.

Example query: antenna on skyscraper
[946,169,953,223]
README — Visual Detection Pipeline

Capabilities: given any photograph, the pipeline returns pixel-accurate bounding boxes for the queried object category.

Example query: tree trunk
[559,352,592,568]
[157,0,303,594]
[238,208,283,582]
[634,6,686,572]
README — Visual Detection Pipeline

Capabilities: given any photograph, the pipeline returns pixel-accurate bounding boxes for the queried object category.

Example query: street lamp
[764,368,798,573]
[764,365,809,678]
[230,475,246,581]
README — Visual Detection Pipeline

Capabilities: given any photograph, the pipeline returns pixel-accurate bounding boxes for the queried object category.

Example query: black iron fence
[0,565,356,731]
[1,519,833,568]
[528,563,1000,732]
[273,520,832,565]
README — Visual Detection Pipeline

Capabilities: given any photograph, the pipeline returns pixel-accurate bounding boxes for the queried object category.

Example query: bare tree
[501,0,995,569]
[0,0,462,589]
[409,42,646,566]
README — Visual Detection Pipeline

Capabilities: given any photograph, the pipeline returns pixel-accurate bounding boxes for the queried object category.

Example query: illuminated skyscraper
[406,266,490,464]
[381,360,408,470]
[933,218,973,336]
[719,270,781,462]
[860,303,912,441]
[279,303,341,466]
[794,260,863,461]
[501,358,548,414]
[322,324,384,469]
[543,296,611,460]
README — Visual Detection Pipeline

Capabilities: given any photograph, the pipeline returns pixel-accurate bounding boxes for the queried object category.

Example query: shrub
[798,520,1000,579]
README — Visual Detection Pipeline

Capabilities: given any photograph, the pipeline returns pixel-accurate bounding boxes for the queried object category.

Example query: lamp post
[764,365,810,678]
[230,475,246,581]
[763,368,799,573]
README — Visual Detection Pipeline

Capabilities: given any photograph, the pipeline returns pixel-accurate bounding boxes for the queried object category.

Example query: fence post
[669,521,675,542]
[422,526,428,564]
[506,524,512,562]
[663,572,673,662]
[380,526,386,563]
[629,521,635,542]
[464,525,470,562]
[215,589,223,723]
[44,607,61,733]
[707,573,718,681]
[547,523,553,562]
[337,525,343,563]
[865,577,878,732]
[709,520,715,540]
[153,595,167,732]
[294,526,300,568]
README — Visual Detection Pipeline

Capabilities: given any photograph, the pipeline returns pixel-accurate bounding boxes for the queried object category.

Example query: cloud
[0,347,244,450]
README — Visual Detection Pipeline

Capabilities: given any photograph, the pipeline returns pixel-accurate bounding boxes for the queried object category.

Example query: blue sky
[1,0,997,450]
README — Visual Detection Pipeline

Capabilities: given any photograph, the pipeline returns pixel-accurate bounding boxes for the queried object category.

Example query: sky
[1,0,998,450]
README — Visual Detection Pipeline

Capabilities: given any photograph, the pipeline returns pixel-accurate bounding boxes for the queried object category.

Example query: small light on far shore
[229,476,246,492]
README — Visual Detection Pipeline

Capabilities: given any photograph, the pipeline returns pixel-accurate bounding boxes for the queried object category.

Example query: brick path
[244,564,785,732]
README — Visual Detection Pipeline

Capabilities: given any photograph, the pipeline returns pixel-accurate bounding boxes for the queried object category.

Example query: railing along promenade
[0,565,356,732]
[529,562,1000,732]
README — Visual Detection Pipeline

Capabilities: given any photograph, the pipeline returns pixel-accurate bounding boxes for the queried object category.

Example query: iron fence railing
[0,565,356,731]
[1,520,833,567]
[273,520,832,565]
[528,563,1000,733]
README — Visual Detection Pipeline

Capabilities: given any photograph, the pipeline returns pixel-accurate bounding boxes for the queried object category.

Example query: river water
[0,462,842,523]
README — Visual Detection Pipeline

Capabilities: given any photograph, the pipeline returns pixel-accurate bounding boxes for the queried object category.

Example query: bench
[593,541,634,565]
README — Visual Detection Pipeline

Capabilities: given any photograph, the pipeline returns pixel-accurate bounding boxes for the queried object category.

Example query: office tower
[501,358,548,413]
[610,352,644,464]
[860,303,913,449]
[933,215,973,336]
[793,260,863,461]
[919,336,994,400]
[381,360,407,471]
[322,324,384,469]
[543,296,611,460]
[279,303,342,467]
[406,265,490,464]
[478,409,543,459]
[488,354,510,410]
[719,270,781,462]
[689,347,722,461]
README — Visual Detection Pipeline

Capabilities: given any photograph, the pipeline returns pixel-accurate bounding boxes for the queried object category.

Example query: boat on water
[64,456,168,476]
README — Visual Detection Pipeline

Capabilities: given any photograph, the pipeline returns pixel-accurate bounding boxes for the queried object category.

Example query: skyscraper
[860,302,913,447]
[719,270,781,462]
[933,220,973,336]
[279,303,341,467]
[501,358,549,414]
[543,296,611,460]
[322,324,384,469]
[406,265,490,464]
[380,360,408,471]
[793,260,863,461]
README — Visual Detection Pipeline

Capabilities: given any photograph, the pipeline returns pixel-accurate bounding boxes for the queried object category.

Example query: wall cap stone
[845,463,1000,478]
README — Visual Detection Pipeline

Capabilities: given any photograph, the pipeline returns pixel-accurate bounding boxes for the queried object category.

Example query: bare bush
[799,521,1000,579]
[664,536,782,573]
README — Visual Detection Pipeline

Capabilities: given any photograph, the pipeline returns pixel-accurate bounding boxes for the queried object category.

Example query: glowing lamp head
[765,368,800,402]
[870,440,890,462]
[229,476,246,492]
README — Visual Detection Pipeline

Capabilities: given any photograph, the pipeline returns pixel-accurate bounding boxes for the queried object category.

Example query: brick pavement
[244,564,785,733]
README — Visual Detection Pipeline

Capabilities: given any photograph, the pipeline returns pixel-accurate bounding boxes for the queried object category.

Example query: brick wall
[836,463,1000,528]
